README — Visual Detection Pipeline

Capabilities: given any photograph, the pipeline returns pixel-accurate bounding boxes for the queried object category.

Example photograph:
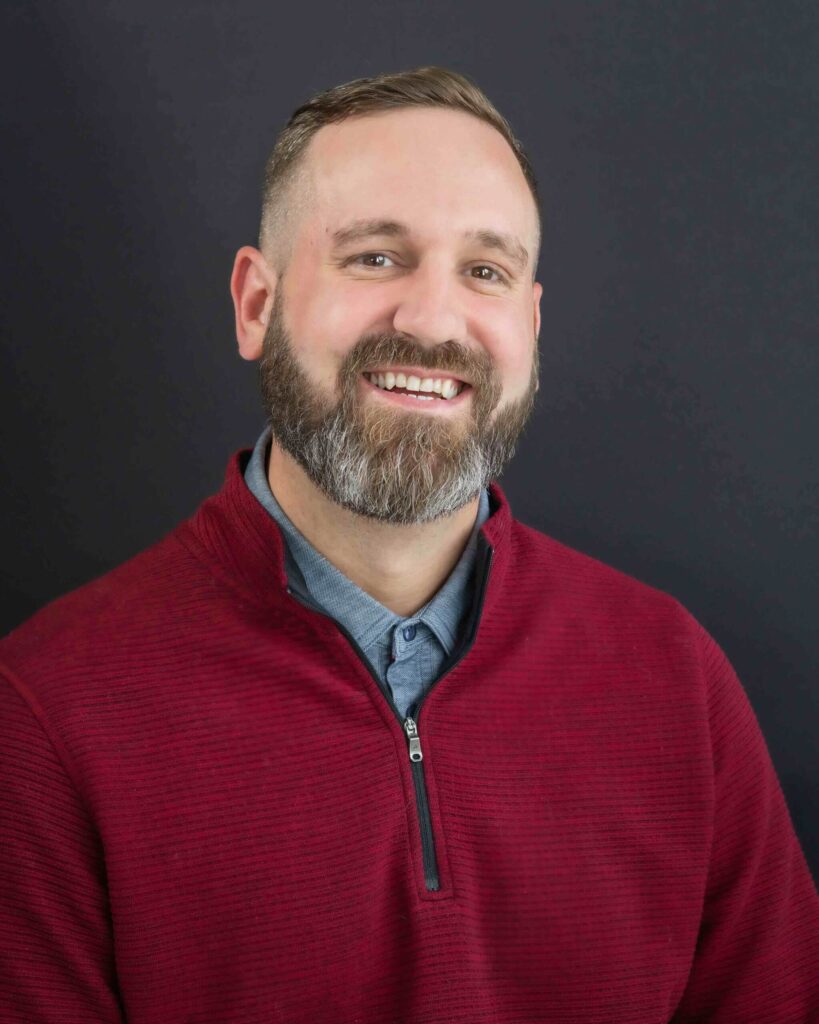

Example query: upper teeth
[366,372,464,399]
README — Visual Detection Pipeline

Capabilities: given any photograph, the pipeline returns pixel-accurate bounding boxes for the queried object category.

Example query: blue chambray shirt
[244,424,490,719]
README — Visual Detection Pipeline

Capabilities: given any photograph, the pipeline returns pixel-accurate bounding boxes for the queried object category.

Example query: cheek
[480,308,536,384]
[287,276,379,361]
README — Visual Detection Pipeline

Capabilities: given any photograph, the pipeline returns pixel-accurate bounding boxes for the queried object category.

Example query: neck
[267,442,480,617]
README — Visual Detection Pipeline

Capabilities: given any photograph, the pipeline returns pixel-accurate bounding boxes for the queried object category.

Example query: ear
[230,246,277,361]
[532,280,542,341]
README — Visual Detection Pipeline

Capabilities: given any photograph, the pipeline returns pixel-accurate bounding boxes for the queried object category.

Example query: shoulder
[0,523,212,700]
[500,518,747,722]
[507,517,695,633]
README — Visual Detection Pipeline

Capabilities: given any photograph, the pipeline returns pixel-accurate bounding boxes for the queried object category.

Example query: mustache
[339,332,496,390]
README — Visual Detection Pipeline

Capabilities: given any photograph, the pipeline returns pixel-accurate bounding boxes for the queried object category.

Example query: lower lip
[360,374,471,412]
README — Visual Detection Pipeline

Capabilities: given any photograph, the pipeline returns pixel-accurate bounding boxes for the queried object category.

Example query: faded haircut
[258,66,541,274]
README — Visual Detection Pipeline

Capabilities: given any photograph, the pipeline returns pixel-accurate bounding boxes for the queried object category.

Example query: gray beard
[259,291,539,525]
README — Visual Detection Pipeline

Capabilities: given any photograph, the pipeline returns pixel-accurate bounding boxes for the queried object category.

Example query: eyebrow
[330,219,529,273]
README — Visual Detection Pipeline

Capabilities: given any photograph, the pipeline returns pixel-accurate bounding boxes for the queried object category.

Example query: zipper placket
[286,541,494,892]
[403,716,439,889]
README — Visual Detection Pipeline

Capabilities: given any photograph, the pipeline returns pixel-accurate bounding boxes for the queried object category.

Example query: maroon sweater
[1,447,817,1023]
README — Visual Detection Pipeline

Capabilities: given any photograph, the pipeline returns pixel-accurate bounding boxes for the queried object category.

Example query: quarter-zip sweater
[1,446,817,1024]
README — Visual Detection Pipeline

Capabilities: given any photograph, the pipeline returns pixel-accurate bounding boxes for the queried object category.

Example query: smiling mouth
[363,370,467,401]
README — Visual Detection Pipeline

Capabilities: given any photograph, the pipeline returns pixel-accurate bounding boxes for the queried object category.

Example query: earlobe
[231,246,276,362]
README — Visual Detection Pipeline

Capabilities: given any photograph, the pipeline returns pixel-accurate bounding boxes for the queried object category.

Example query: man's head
[231,66,542,524]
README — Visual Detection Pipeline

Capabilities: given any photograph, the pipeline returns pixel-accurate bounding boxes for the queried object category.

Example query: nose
[391,261,467,346]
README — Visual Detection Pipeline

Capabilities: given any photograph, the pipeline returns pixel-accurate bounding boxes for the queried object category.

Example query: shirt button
[402,625,417,642]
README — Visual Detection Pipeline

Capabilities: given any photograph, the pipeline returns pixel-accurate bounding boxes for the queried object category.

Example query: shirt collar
[243,424,490,654]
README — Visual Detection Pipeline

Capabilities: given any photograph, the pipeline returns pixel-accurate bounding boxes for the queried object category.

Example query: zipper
[404,716,439,889]
[286,539,494,892]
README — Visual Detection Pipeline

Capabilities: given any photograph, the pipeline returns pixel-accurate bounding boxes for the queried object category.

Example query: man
[0,66,817,1023]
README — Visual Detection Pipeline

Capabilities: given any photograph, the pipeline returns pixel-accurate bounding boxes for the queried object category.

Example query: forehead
[297,107,538,252]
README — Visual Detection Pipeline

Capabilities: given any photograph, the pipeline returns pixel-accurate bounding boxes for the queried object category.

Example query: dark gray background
[2,1,817,875]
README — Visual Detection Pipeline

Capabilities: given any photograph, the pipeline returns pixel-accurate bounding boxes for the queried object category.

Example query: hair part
[259,66,541,276]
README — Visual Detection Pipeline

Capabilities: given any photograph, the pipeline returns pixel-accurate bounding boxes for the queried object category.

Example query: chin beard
[258,295,539,525]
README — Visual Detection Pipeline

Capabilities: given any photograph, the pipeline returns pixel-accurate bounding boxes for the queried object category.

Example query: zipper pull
[404,717,423,762]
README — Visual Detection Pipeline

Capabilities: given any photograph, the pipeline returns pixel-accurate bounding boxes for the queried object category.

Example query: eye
[350,252,396,269]
[470,264,507,284]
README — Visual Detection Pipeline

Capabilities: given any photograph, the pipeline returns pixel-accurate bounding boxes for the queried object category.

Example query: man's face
[259,106,542,525]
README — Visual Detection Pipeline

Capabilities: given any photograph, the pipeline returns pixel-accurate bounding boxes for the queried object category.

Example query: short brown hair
[259,66,540,272]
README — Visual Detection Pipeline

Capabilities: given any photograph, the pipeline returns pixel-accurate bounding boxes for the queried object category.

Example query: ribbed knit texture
[1,447,817,1024]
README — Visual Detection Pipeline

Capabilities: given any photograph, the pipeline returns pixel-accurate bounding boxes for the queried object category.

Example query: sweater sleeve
[672,626,819,1022]
[0,668,125,1023]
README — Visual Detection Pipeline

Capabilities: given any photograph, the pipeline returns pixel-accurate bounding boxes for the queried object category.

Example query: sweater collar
[243,424,492,654]
[179,443,514,621]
